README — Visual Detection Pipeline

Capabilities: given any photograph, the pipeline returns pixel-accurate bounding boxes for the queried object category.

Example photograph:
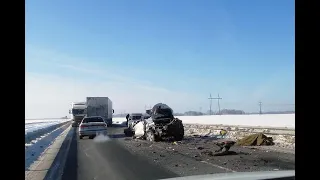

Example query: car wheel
[79,136,83,139]
[146,130,155,142]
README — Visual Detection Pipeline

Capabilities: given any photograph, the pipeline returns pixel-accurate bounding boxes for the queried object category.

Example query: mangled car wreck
[124,103,184,142]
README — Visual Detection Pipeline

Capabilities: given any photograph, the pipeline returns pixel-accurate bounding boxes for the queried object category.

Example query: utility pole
[259,101,262,115]
[208,93,222,115]
[217,93,221,115]
[208,94,213,115]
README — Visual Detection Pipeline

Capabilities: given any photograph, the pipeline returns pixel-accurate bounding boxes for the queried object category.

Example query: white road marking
[149,142,237,173]
[200,161,237,172]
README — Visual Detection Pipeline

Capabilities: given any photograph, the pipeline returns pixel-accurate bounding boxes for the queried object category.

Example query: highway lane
[61,126,179,180]
[60,124,295,180]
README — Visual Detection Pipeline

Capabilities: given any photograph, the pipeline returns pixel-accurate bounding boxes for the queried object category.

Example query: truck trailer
[86,97,114,126]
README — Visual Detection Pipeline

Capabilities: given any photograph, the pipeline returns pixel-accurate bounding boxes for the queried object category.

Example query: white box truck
[86,97,114,126]
[70,102,87,127]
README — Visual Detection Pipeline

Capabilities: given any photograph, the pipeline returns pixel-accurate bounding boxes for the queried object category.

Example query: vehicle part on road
[146,130,156,141]
[236,133,274,146]
[124,127,134,137]
[214,141,236,153]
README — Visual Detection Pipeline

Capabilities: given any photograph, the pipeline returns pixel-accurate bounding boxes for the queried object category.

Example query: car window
[132,116,142,120]
[82,117,104,123]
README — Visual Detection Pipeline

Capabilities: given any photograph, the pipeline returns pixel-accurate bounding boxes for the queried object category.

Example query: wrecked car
[124,103,184,142]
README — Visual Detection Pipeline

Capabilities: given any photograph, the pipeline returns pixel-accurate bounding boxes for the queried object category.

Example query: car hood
[159,170,295,180]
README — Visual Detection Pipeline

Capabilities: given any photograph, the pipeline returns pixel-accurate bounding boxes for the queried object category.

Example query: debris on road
[236,133,274,146]
[214,141,236,152]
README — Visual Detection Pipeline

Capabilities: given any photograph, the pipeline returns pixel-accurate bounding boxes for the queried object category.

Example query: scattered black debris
[201,150,214,156]
[197,147,204,150]
[238,151,251,155]
[213,151,238,156]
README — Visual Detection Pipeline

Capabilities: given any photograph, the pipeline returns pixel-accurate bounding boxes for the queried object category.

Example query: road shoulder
[25,125,73,180]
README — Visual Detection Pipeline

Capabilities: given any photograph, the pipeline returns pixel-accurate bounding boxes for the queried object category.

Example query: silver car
[127,113,144,129]
[79,116,107,139]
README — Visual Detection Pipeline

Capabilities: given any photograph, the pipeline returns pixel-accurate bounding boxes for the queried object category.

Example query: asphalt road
[61,126,178,180]
[61,124,295,180]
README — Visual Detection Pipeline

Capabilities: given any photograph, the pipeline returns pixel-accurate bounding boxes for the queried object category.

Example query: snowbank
[25,119,71,133]
[25,122,71,170]
[25,119,71,143]
[112,114,295,128]
[176,114,295,129]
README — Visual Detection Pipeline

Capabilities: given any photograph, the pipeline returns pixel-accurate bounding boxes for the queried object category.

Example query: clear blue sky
[25,0,294,115]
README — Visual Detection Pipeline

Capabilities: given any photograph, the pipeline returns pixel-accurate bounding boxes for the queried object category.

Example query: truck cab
[70,102,87,127]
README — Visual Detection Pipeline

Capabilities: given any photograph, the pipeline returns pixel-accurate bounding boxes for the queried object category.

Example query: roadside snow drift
[25,122,71,170]
[176,114,295,129]
[25,119,71,143]
[112,114,295,129]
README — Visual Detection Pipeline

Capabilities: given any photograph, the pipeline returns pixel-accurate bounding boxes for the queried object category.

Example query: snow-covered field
[113,114,295,129]
[25,119,72,170]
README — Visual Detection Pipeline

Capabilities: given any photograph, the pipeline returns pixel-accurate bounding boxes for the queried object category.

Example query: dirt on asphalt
[109,126,295,177]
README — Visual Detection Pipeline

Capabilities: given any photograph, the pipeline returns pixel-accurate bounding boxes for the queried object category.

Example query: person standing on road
[126,114,130,125]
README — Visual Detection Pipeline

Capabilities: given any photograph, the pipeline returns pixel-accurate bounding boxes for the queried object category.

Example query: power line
[208,93,222,115]
[259,101,262,115]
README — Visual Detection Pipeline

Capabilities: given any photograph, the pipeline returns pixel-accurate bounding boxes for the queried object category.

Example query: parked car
[127,113,144,128]
[79,116,107,139]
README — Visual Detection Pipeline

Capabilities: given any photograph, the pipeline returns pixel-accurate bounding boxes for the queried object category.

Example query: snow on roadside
[25,123,71,170]
[112,114,295,128]
[25,119,71,133]
[25,120,71,144]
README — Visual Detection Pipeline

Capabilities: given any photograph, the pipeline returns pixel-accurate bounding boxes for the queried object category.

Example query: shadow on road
[109,133,127,139]
[61,128,78,180]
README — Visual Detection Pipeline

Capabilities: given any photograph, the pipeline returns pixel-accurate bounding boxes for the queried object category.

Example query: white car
[127,113,144,129]
[79,116,107,139]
